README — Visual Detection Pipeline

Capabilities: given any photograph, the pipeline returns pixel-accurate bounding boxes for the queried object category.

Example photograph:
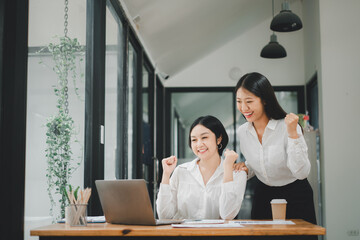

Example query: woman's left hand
[285,113,299,139]
[223,149,238,183]
[233,162,249,174]
[224,149,238,167]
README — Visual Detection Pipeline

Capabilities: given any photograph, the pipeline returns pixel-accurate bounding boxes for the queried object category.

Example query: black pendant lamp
[270,1,303,32]
[260,34,287,58]
[261,0,287,59]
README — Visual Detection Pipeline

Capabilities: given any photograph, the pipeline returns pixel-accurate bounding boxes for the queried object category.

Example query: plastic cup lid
[270,199,287,204]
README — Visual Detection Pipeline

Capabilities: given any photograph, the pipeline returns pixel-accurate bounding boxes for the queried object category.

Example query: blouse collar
[247,118,279,132]
[179,157,224,187]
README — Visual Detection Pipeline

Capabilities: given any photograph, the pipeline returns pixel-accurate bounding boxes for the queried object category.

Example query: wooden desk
[31,219,325,240]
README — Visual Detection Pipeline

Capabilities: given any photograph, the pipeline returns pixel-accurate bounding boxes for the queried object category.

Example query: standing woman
[157,115,247,220]
[234,72,316,224]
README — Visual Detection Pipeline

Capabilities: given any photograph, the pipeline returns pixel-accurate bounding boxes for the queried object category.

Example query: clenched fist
[285,113,299,139]
[224,149,238,167]
[162,156,177,176]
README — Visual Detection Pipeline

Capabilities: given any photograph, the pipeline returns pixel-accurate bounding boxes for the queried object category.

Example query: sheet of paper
[172,222,244,228]
[183,219,225,224]
[87,216,106,223]
[233,220,295,225]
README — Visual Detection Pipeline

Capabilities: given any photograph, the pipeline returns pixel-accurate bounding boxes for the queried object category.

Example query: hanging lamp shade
[260,34,287,58]
[270,1,303,32]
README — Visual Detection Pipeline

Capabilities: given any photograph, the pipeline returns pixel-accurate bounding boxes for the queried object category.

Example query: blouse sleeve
[219,170,247,220]
[245,161,255,179]
[238,125,255,180]
[286,124,311,179]
[156,167,179,219]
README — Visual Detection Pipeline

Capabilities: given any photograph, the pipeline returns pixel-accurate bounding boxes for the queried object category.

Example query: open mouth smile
[198,149,207,154]
[243,112,254,118]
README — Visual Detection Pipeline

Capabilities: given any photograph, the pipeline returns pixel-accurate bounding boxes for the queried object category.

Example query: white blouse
[238,119,310,186]
[156,158,247,220]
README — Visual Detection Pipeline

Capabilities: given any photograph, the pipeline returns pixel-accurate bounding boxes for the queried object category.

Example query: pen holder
[66,204,87,226]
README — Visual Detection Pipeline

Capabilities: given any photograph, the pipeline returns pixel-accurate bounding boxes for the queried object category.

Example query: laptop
[95,179,184,225]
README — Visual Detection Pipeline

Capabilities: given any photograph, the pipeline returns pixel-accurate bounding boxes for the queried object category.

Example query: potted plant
[40,35,84,221]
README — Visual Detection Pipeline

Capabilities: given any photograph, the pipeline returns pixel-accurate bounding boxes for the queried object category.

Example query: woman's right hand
[233,162,249,174]
[161,156,177,184]
[162,156,177,176]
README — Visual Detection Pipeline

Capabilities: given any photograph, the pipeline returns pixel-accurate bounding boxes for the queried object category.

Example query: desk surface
[31,219,325,237]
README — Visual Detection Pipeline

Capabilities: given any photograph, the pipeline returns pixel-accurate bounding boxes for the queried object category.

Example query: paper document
[172,222,244,228]
[183,219,225,224]
[233,220,295,225]
[87,216,106,223]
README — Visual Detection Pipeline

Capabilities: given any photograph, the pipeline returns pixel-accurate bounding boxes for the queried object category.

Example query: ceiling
[120,0,290,79]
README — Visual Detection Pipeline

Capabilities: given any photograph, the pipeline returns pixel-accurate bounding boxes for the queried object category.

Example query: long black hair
[188,115,229,156]
[235,72,287,120]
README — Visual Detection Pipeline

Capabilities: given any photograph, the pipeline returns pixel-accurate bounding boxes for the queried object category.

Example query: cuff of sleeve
[288,134,307,146]
[244,162,254,179]
[222,171,246,192]
[159,183,171,195]
[288,135,307,151]
[222,179,237,192]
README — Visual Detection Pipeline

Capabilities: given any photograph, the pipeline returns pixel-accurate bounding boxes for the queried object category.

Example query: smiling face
[236,87,268,124]
[190,124,221,160]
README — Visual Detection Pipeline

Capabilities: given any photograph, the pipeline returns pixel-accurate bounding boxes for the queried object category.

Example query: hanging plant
[41,35,84,221]
[45,111,78,220]
[39,0,85,221]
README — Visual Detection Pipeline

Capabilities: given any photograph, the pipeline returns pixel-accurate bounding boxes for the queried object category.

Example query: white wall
[304,0,360,239]
[29,0,86,47]
[166,1,305,87]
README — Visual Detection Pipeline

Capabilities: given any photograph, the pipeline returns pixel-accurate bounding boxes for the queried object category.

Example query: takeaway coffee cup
[270,199,287,221]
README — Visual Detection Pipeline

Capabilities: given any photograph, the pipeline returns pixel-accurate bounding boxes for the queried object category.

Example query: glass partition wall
[25,0,157,239]
[104,4,123,180]
[104,2,156,183]
[170,91,236,163]
[104,1,156,183]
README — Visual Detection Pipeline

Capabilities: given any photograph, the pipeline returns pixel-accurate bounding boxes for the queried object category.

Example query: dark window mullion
[123,22,130,179]
[143,59,155,203]
[155,77,165,186]
[128,29,142,179]
[0,0,28,239]
[135,49,143,179]
[84,0,106,216]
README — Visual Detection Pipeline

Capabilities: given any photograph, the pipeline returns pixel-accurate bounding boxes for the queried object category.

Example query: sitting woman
[156,115,247,220]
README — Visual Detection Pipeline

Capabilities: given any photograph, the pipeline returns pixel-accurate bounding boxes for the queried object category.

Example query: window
[104,3,124,180]
[25,0,86,239]
[168,89,236,164]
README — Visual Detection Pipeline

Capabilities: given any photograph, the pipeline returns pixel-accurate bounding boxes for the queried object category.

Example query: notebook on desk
[95,179,184,226]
